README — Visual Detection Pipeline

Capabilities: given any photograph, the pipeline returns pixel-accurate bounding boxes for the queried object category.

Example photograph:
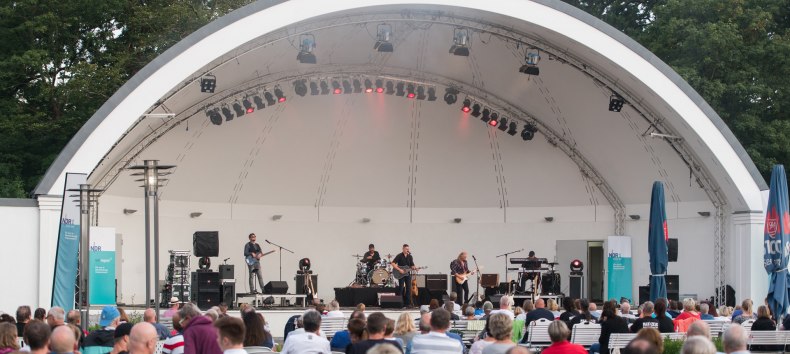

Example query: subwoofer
[379,295,404,308]
[193,231,219,257]
[191,271,220,310]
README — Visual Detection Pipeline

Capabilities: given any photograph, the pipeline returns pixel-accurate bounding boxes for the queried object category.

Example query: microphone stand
[496,248,524,293]
[266,239,294,281]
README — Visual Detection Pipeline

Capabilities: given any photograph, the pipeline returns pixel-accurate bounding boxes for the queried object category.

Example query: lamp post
[130,160,174,321]
[67,184,102,327]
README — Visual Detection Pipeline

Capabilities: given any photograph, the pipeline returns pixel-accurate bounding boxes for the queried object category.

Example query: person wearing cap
[163,298,180,318]
[110,323,133,354]
[83,306,121,354]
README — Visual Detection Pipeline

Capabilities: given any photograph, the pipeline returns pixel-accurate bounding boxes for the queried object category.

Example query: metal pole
[153,189,161,321]
[144,176,151,308]
[78,184,89,328]
[84,186,92,326]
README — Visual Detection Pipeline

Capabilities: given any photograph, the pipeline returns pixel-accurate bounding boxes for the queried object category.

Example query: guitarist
[243,233,266,294]
[391,244,416,307]
[450,251,473,305]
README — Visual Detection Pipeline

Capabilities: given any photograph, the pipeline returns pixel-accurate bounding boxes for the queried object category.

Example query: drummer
[361,243,381,273]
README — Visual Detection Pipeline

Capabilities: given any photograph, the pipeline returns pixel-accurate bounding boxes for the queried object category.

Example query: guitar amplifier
[481,274,499,288]
[426,274,448,291]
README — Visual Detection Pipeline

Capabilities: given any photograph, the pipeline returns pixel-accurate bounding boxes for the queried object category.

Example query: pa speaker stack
[191,271,220,310]
[193,231,219,257]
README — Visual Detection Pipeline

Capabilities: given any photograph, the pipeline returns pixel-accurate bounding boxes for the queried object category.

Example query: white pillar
[37,195,63,307]
[731,212,768,304]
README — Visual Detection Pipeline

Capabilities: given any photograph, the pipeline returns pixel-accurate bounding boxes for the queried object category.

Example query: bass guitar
[245,250,275,266]
[392,266,427,280]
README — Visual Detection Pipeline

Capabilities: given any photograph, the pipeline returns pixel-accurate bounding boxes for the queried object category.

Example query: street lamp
[129,160,174,321]
[66,184,102,327]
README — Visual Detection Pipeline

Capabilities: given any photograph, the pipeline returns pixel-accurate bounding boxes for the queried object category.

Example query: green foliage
[663,337,725,354]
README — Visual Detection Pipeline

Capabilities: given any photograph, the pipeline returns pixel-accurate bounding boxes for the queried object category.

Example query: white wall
[0,201,40,312]
[98,195,719,305]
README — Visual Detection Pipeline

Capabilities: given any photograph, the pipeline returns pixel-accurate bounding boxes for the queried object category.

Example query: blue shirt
[701,314,715,320]
[329,330,351,351]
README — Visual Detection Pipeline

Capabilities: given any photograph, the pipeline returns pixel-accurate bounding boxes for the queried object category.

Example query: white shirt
[281,332,331,354]
[410,332,463,354]
[290,327,329,340]
[324,310,344,318]
[223,348,247,354]
[515,313,527,321]
[489,309,515,319]
[453,303,462,317]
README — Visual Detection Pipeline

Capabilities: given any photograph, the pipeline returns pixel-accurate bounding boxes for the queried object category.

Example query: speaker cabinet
[264,281,288,294]
[668,238,678,262]
[426,274,448,291]
[379,294,404,308]
[480,274,499,288]
[638,286,650,305]
[542,273,561,295]
[221,282,235,309]
[649,274,679,301]
[219,265,234,280]
[295,274,318,295]
[193,231,219,257]
[191,272,220,310]
[569,275,584,299]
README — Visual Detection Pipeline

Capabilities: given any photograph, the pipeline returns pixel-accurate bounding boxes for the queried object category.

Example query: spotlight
[450,28,470,56]
[253,95,265,110]
[489,112,499,126]
[406,84,416,99]
[386,81,395,95]
[415,86,426,100]
[342,80,352,95]
[299,258,311,271]
[353,79,362,93]
[294,80,307,97]
[232,101,245,117]
[221,106,234,121]
[200,74,217,93]
[461,98,471,113]
[320,80,330,95]
[206,108,222,125]
[364,79,373,93]
[310,81,320,95]
[471,103,481,117]
[274,87,286,102]
[498,117,508,131]
[242,98,254,114]
[264,91,276,105]
[480,108,491,123]
[297,34,316,64]
[507,122,518,136]
[332,80,342,94]
[427,87,437,101]
[375,79,384,93]
[609,94,624,112]
[374,23,394,52]
[521,123,537,140]
[570,259,584,272]
[444,88,459,105]
[396,82,405,96]
[519,50,541,76]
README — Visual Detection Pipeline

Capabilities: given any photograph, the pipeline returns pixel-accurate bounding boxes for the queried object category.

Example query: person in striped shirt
[162,313,184,354]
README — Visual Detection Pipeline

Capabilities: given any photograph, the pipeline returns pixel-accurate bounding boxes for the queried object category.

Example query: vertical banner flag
[89,227,117,305]
[607,236,633,302]
[764,165,790,320]
[52,173,87,310]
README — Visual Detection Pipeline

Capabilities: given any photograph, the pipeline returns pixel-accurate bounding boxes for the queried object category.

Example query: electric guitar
[454,270,476,284]
[392,266,427,280]
[245,250,275,266]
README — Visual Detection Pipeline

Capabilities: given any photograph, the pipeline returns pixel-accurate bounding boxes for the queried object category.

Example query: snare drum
[369,269,390,285]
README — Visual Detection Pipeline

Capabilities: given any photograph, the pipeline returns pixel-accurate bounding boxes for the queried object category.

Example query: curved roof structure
[35,0,766,222]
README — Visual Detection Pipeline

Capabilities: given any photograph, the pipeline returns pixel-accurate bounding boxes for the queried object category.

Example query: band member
[244,233,265,294]
[450,252,472,305]
[360,243,381,273]
[391,244,416,306]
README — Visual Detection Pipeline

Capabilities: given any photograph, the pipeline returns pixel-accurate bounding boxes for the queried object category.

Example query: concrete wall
[0,199,40,312]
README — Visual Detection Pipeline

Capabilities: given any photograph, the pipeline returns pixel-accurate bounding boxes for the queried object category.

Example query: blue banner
[51,173,87,310]
[607,236,633,302]
[764,165,790,320]
[89,227,116,305]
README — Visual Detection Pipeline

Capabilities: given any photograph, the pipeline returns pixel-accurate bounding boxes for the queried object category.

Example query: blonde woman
[547,299,561,317]
[393,312,417,348]
[733,299,756,324]
[676,298,700,320]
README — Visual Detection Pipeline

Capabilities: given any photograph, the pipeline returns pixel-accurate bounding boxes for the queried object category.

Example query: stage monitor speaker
[264,281,288,295]
[569,275,583,299]
[221,282,235,309]
[668,238,678,262]
[379,295,404,308]
[638,286,650,305]
[295,275,318,295]
[219,265,234,280]
[193,231,219,257]
[426,274,448,291]
[481,274,499,288]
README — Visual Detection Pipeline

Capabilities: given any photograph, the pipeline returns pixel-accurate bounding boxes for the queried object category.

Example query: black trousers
[454,280,469,305]
[398,275,412,306]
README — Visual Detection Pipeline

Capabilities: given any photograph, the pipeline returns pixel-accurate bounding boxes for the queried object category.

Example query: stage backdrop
[607,236,633,302]
[51,173,87,310]
[89,227,116,305]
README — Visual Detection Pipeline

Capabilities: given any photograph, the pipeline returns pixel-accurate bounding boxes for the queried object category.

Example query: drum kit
[351,254,397,287]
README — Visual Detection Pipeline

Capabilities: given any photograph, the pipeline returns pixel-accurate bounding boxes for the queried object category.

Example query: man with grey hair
[630,301,659,333]
[687,320,711,339]
[49,325,78,354]
[723,324,750,354]
[490,295,514,319]
[541,321,586,354]
[478,301,494,319]
[444,301,460,320]
[280,310,330,353]
[682,336,717,354]
[129,323,159,354]
[47,306,66,328]
[620,302,636,323]
[700,303,715,320]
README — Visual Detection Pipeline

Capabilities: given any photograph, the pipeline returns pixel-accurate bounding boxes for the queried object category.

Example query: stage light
[521,123,537,141]
[498,117,508,131]
[264,91,276,105]
[416,86,426,100]
[310,81,320,95]
[299,258,311,271]
[374,23,394,52]
[221,106,234,121]
[427,87,437,101]
[480,108,491,123]
[375,79,384,93]
[364,79,373,93]
[445,88,459,105]
[274,87,286,102]
[342,80,352,94]
[396,82,405,96]
[353,79,362,93]
[471,103,481,117]
[294,80,307,97]
[406,84,415,99]
[489,112,499,126]
[232,101,245,117]
[519,50,541,76]
[200,74,216,93]
[206,108,222,125]
[253,95,265,110]
[332,80,342,94]
[243,98,254,113]
[297,34,316,64]
[320,81,330,95]
[507,122,518,136]
[450,28,470,56]
[386,81,395,95]
[609,94,624,112]
[570,259,584,272]
[461,98,471,113]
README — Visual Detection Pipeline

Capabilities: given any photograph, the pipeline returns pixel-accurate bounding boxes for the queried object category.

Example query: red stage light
[462,106,471,113]
[278,97,286,103]
[365,88,373,93]
[407,93,416,99]
[376,87,384,93]
[488,120,498,126]
[334,88,342,94]
[246,107,254,114]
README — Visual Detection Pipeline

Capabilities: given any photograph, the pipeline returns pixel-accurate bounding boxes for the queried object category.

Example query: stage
[334,286,445,307]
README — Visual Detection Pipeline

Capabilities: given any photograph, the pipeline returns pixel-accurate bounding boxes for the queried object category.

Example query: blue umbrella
[765,165,790,321]
[648,181,669,302]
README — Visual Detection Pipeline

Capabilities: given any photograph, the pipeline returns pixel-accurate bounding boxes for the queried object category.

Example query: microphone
[223,257,230,262]
[265,239,272,244]
[472,255,477,260]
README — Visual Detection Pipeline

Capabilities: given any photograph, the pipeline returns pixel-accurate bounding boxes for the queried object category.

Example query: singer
[244,233,265,293]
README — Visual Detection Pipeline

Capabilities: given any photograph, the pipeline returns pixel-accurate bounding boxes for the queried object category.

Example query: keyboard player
[522,251,542,296]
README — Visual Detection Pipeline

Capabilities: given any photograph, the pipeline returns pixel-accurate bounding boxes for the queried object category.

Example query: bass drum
[369,269,390,285]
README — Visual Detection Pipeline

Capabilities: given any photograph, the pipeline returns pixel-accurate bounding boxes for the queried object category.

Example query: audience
[559,298,580,328]
[547,299,561,318]
[84,306,121,354]
[448,293,462,315]
[525,299,554,324]
[630,301,659,333]
[489,296,514,319]
[699,303,715,320]
[541,321,585,354]
[326,300,344,318]
[653,298,675,333]
[733,299,755,324]
[635,328,664,354]
[624,338,659,354]
[162,313,184,354]
[676,298,701,321]
[368,343,403,354]
[409,309,463,354]
[686,320,711,340]
[129,323,158,354]
[117,308,130,324]
[280,310,330,353]
[569,299,596,327]
[329,310,365,351]
[384,319,402,347]
[751,305,775,330]
[141,309,168,340]
[480,313,514,354]
[393,312,416,349]
[479,302,494,320]
[180,303,222,354]
[50,325,77,354]
[34,308,46,322]
[620,302,636,323]
[0,322,19,354]
[722,324,749,354]
[241,310,274,349]
[214,317,245,354]
[110,323,132,354]
[46,307,66,328]
[163,298,180,318]
[464,307,476,320]
[444,301,460,320]
[24,320,51,354]
[469,317,495,354]
[347,312,402,354]
[592,301,629,354]
[682,336,717,354]
[16,305,31,336]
